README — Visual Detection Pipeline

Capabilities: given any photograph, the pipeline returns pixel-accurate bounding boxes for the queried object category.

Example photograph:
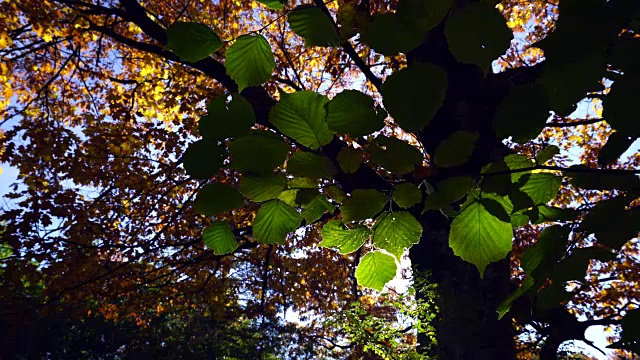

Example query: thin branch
[545,118,604,128]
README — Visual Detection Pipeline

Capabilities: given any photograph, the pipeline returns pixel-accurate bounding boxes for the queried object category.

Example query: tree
[1,0,640,358]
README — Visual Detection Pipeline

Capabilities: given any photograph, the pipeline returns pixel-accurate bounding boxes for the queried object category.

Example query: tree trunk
[410,211,515,360]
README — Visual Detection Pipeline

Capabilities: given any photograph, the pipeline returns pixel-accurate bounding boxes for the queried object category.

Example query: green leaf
[535,205,580,223]
[257,0,285,10]
[225,34,275,92]
[605,75,640,136]
[337,147,362,174]
[324,185,346,204]
[302,195,335,223]
[445,3,512,72]
[434,131,479,167]
[494,84,550,142]
[252,200,302,244]
[287,151,336,179]
[598,132,636,166]
[193,183,245,216]
[536,283,574,310]
[449,199,513,277]
[392,183,422,208]
[360,13,424,56]
[381,63,448,132]
[504,154,535,183]
[203,221,238,255]
[269,91,333,149]
[199,94,256,141]
[519,173,562,205]
[373,212,422,259]
[183,140,226,179]
[288,5,341,47]
[288,177,318,189]
[341,189,388,222]
[296,188,319,205]
[278,189,299,207]
[396,0,453,34]
[437,176,476,203]
[369,136,422,174]
[166,22,222,63]
[326,90,385,136]
[229,133,289,174]
[521,225,569,279]
[320,220,370,254]
[355,251,397,291]
[508,189,534,212]
[535,145,560,164]
[238,173,287,202]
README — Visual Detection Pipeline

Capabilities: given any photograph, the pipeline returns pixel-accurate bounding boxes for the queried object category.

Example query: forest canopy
[1,0,640,359]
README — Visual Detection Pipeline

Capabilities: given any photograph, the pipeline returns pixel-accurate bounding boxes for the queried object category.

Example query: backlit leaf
[373,211,422,259]
[225,34,275,91]
[337,147,362,174]
[320,220,370,254]
[288,5,341,47]
[229,133,289,174]
[392,183,422,208]
[341,189,388,222]
[326,90,385,136]
[449,199,513,277]
[238,173,287,202]
[253,200,302,244]
[287,151,336,179]
[369,136,422,174]
[194,183,245,216]
[166,22,222,62]
[203,221,238,255]
[355,251,397,291]
[269,91,333,149]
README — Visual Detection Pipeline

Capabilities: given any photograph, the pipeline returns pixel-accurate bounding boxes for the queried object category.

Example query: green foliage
[301,194,335,223]
[336,147,362,173]
[287,5,341,47]
[287,151,336,179]
[193,183,245,216]
[370,136,422,174]
[604,75,640,136]
[199,94,256,141]
[257,0,286,10]
[269,91,333,149]
[341,189,388,222]
[392,182,422,209]
[373,211,422,260]
[238,173,287,202]
[182,140,226,179]
[319,220,370,254]
[252,200,302,244]
[444,2,512,72]
[166,22,222,62]
[229,132,289,174]
[434,131,479,167]
[225,34,276,91]
[203,221,239,254]
[355,251,397,291]
[449,196,513,276]
[326,90,386,136]
[381,63,448,132]
[360,13,424,56]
